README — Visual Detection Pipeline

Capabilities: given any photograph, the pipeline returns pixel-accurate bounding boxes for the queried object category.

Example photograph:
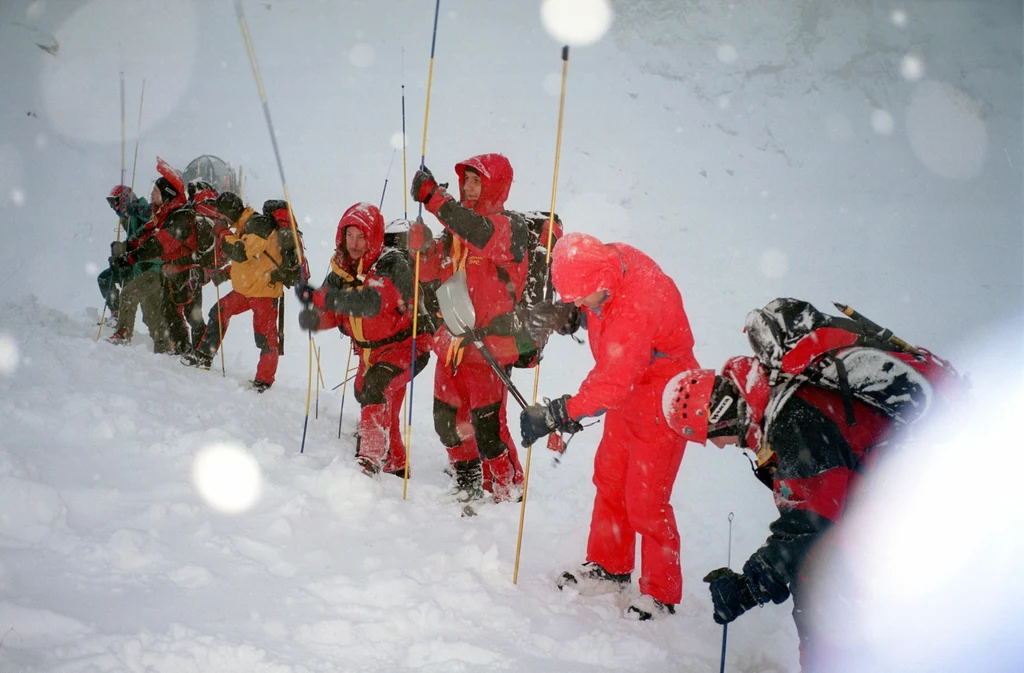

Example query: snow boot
[180,349,213,370]
[356,456,381,477]
[251,380,272,394]
[626,594,676,621]
[557,562,631,595]
[447,458,484,503]
[106,328,130,345]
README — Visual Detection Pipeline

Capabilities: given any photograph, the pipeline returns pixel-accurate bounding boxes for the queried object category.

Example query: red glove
[407,221,434,254]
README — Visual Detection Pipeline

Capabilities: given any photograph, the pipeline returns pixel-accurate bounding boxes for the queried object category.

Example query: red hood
[191,190,220,219]
[551,232,625,303]
[334,202,385,272]
[153,157,187,226]
[721,355,770,450]
[455,153,513,215]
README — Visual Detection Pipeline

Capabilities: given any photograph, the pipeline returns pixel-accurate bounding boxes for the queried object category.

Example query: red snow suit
[310,203,430,474]
[551,232,700,605]
[731,367,894,671]
[417,154,531,499]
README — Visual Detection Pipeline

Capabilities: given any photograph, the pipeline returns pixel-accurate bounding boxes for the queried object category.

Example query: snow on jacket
[739,379,894,600]
[310,202,423,366]
[418,153,530,367]
[550,233,700,420]
[221,208,285,299]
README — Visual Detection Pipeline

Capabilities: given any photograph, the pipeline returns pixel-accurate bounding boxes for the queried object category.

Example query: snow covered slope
[0,0,1021,671]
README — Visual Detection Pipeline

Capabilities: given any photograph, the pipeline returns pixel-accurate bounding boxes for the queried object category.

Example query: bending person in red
[407,155,530,503]
[664,355,895,671]
[519,232,700,620]
[297,203,430,477]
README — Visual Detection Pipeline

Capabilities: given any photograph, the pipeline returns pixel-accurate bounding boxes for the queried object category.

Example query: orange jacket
[224,208,285,299]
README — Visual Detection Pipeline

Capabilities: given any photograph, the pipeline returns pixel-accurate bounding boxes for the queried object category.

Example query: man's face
[462,170,482,202]
[574,290,608,308]
[345,227,368,259]
[709,435,740,449]
[151,184,162,206]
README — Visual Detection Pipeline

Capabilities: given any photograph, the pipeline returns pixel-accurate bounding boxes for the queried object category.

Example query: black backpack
[497,211,563,368]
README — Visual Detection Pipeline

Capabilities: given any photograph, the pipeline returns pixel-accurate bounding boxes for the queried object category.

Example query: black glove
[222,239,247,263]
[294,282,314,305]
[519,394,583,447]
[110,241,127,258]
[527,300,580,341]
[209,268,230,286]
[703,568,760,625]
[109,253,131,270]
[298,307,321,331]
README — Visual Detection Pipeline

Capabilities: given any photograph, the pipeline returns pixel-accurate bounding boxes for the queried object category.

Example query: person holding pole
[518,231,699,620]
[182,196,289,394]
[103,186,169,351]
[296,202,430,477]
[407,154,531,504]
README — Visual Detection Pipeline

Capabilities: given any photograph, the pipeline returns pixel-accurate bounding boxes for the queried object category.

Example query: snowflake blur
[540,0,613,46]
[192,443,262,514]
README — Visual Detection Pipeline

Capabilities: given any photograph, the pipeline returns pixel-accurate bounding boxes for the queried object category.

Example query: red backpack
[744,298,962,427]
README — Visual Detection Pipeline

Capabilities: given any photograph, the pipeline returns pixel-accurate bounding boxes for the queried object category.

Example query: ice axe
[436,270,530,410]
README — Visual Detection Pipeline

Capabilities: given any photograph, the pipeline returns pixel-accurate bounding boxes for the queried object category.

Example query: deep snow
[0,0,1021,671]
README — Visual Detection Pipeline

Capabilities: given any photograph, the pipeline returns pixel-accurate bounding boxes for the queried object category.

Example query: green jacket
[122,198,162,276]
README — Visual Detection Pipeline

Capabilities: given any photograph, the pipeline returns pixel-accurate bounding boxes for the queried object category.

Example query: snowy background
[0,0,1021,671]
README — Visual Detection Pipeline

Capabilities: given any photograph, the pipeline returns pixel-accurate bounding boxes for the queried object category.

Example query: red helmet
[106,185,135,213]
[662,369,716,443]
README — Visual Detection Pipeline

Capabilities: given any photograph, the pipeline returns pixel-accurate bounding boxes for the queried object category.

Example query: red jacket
[310,203,426,366]
[128,160,197,273]
[418,154,530,367]
[738,380,893,598]
[551,234,700,420]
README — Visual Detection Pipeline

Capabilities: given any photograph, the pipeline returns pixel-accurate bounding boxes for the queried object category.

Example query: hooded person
[295,202,431,476]
[517,231,700,620]
[111,158,203,354]
[102,186,170,350]
[405,154,531,504]
[181,196,285,393]
[663,353,896,671]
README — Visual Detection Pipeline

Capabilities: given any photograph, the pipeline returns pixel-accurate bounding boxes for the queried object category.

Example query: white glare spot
[759,249,788,279]
[41,1,197,143]
[825,114,853,143]
[891,9,908,28]
[717,44,738,64]
[193,443,262,514]
[871,109,895,135]
[760,190,770,198]
[540,0,613,46]
[303,215,312,225]
[543,72,562,96]
[389,131,405,150]
[906,81,988,180]
[718,96,731,110]
[85,262,99,275]
[349,43,375,68]
[0,335,19,376]
[35,134,48,150]
[900,54,924,81]
[11,189,25,206]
